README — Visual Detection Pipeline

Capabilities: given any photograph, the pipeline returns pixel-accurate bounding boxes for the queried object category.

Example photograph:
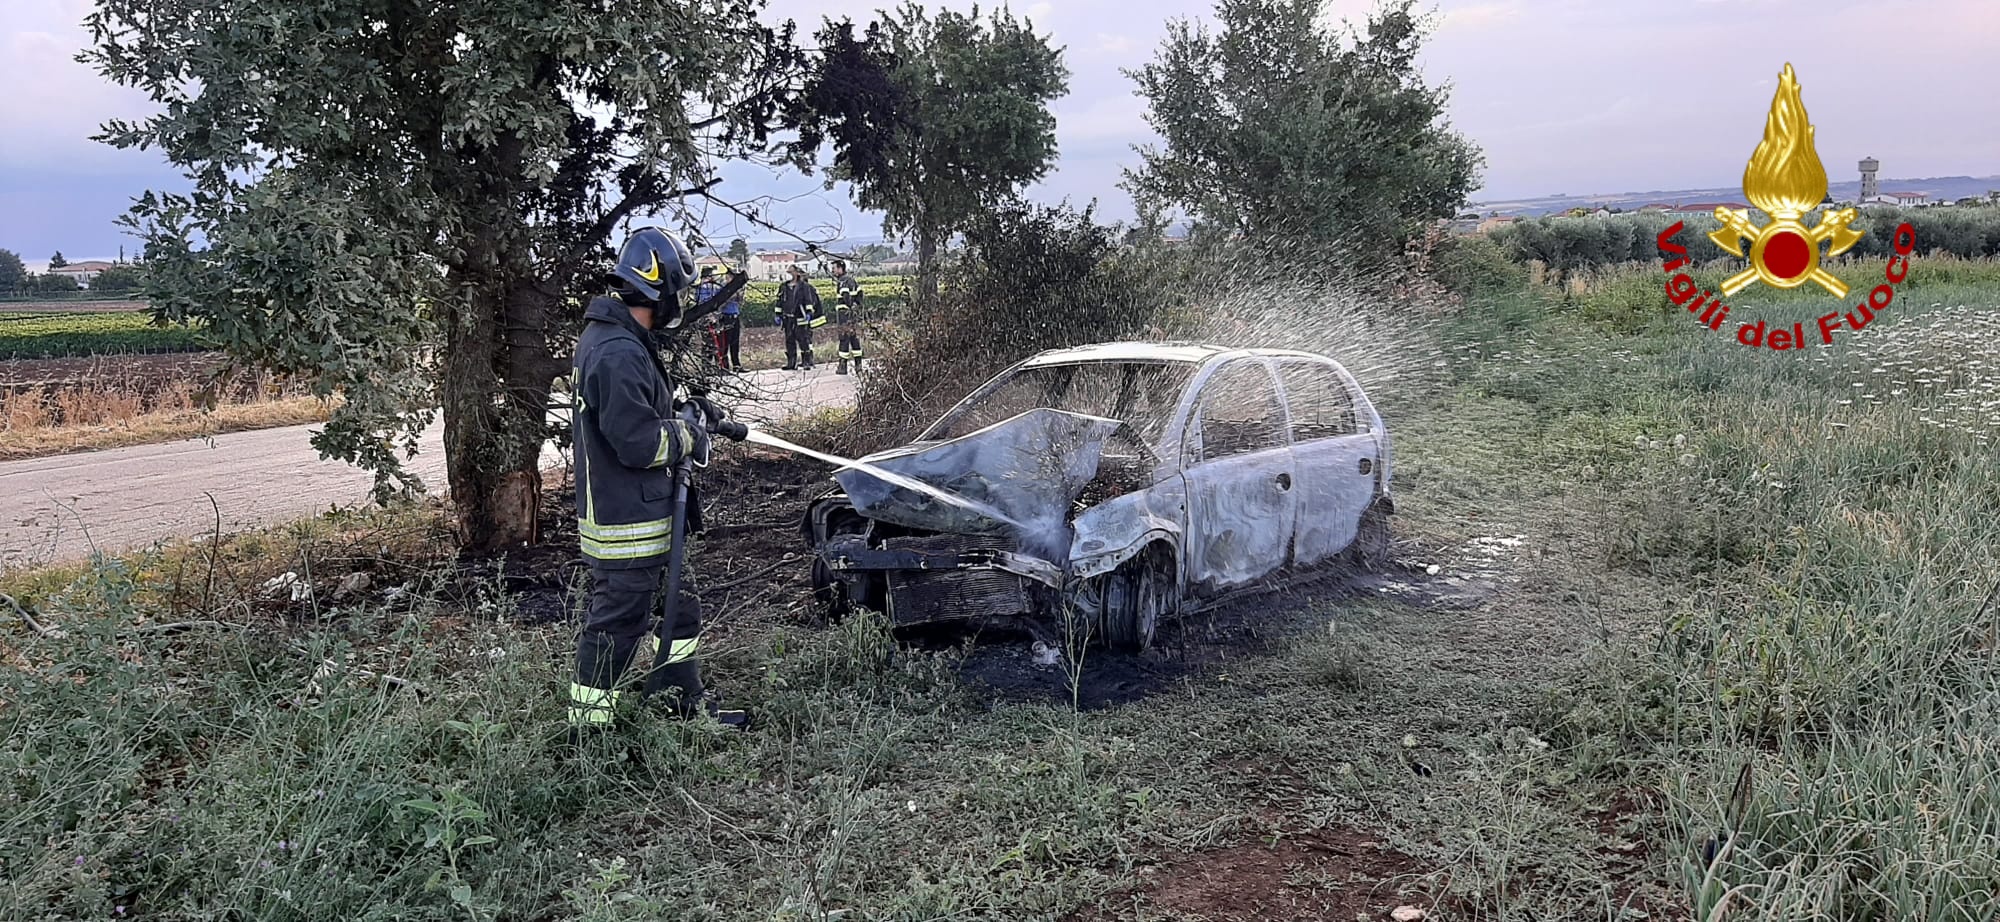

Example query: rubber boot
[643,660,749,730]
[837,359,849,375]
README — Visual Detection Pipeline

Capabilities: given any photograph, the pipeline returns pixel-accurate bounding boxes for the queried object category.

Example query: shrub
[852,202,1198,449]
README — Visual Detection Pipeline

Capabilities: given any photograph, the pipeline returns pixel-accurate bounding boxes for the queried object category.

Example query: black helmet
[610,227,695,305]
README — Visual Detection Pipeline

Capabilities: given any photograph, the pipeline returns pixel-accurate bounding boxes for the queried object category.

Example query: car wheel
[1343,500,1393,572]
[1102,547,1178,653]
[809,557,850,622]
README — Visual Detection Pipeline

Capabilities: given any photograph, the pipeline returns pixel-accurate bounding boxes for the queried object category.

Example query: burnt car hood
[835,409,1126,543]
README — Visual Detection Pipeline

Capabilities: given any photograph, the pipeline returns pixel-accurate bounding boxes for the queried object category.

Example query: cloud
[1438,2,1521,31]
[1095,32,1138,54]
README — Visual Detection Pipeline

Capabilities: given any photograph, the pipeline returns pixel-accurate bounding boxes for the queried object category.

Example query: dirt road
[0,367,855,569]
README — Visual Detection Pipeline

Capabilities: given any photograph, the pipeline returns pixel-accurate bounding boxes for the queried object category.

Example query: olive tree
[84,0,807,550]
[1124,0,1482,263]
[794,6,1067,305]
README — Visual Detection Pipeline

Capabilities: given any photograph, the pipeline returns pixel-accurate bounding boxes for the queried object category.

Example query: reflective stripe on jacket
[572,295,694,568]
[776,279,823,328]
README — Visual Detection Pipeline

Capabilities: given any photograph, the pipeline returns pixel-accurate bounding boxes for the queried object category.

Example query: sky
[4,0,1997,266]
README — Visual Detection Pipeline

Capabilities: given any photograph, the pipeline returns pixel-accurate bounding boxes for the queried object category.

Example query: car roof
[1018,341,1339,367]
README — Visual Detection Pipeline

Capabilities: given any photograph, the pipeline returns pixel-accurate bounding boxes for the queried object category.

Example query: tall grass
[1508,282,2000,918]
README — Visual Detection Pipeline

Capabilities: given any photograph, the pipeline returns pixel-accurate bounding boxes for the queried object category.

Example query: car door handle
[1275,472,1292,491]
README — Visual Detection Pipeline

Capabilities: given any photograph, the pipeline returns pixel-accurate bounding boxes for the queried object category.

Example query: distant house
[51,260,117,288]
[1638,203,1675,213]
[694,254,732,275]
[1863,191,1930,207]
[1476,215,1520,234]
[747,249,823,280]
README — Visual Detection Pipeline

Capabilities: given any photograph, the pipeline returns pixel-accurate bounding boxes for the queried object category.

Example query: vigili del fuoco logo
[1655,64,1916,352]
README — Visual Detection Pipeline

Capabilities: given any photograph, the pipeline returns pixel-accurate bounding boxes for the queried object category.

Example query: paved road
[1,367,856,569]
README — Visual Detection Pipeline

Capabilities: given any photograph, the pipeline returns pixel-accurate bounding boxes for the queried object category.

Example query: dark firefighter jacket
[776,279,824,328]
[571,295,697,568]
[832,274,862,326]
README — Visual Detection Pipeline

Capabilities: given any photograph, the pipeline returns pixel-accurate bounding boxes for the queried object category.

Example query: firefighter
[693,267,730,370]
[830,259,864,375]
[777,263,823,371]
[568,226,748,733]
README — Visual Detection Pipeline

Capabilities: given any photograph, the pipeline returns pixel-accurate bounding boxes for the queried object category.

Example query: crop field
[6,265,1995,919]
[0,310,205,360]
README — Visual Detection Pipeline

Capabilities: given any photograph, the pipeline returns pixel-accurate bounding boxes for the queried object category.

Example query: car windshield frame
[920,359,1200,449]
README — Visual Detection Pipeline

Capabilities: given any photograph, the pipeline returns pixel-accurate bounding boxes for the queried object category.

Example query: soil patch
[1074,826,1437,922]
[0,352,229,389]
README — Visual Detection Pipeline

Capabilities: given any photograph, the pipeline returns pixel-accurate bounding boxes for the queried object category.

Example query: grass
[3,267,1997,919]
[0,311,205,360]
[0,361,329,460]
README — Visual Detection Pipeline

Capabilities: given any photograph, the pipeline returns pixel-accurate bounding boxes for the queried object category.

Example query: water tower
[1859,156,1880,201]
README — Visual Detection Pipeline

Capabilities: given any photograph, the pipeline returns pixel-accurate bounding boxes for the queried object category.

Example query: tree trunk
[441,275,560,553]
[916,218,941,309]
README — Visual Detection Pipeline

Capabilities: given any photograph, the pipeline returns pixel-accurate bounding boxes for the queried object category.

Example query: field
[3,266,1996,919]
[0,310,205,360]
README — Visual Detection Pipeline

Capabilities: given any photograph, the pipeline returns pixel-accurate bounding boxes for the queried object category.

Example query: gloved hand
[676,406,712,466]
[682,396,749,442]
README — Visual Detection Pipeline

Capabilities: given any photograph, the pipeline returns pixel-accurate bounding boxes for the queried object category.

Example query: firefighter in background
[777,263,824,371]
[716,265,744,371]
[568,227,748,733]
[693,267,729,370]
[830,259,864,375]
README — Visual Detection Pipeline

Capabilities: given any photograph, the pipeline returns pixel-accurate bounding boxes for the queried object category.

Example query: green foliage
[81,0,812,532]
[796,5,1068,301]
[727,237,750,265]
[728,275,907,326]
[1124,0,1482,262]
[1430,233,1527,297]
[1490,205,2000,273]
[0,248,26,295]
[856,202,1197,447]
[88,264,146,293]
[31,272,82,294]
[0,311,204,359]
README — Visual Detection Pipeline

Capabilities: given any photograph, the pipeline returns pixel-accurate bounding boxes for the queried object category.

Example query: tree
[48,251,68,269]
[32,272,81,294]
[1123,0,1482,264]
[84,0,818,551]
[795,6,1068,306]
[0,249,25,295]
[90,264,147,293]
[728,237,751,266]
[852,242,896,265]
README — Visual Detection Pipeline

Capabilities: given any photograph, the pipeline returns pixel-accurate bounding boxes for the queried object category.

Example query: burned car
[804,343,1393,650]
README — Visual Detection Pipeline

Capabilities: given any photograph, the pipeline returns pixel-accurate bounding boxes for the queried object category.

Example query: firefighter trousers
[569,563,705,727]
[784,322,815,368]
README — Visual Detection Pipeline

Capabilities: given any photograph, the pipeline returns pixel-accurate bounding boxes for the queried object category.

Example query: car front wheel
[1100,546,1179,652]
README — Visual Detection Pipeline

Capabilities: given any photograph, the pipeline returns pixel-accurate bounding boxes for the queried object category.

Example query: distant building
[51,260,117,287]
[694,254,732,275]
[1638,203,1674,213]
[1859,157,1880,201]
[747,249,822,280]
[1863,191,1929,207]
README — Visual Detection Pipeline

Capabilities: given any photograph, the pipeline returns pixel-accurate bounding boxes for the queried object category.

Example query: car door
[1277,359,1377,565]
[1180,359,1296,593]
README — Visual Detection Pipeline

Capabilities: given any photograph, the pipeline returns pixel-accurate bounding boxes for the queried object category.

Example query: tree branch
[556,176,727,276]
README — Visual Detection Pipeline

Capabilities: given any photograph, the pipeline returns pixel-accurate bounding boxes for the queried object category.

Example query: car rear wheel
[1343,499,1393,572]
[1101,547,1178,652]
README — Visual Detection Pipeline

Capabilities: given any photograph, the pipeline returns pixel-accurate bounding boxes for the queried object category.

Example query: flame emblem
[1708,64,1864,297]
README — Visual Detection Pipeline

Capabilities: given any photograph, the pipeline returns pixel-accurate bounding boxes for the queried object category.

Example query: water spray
[741,428,1025,530]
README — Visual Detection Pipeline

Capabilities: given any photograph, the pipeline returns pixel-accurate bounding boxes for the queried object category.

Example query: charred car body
[804,343,1393,650]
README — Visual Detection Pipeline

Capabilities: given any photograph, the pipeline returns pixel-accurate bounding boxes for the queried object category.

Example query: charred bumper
[814,532,1063,627]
